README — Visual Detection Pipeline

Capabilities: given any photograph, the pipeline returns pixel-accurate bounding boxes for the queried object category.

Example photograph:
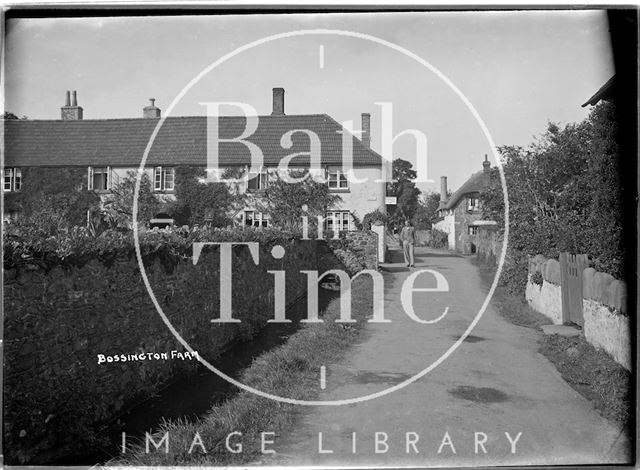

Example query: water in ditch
[55,288,337,465]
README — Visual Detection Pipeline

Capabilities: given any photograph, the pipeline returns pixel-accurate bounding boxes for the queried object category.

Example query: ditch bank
[4,228,319,464]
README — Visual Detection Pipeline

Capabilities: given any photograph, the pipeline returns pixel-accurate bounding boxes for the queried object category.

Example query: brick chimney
[439,176,448,209]
[361,113,371,148]
[271,87,284,115]
[482,154,491,172]
[61,90,83,120]
[143,98,161,118]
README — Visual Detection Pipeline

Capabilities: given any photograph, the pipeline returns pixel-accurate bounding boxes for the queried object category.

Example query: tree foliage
[262,171,342,231]
[94,171,161,231]
[412,191,441,229]
[481,102,625,291]
[170,166,236,227]
[387,158,421,226]
[5,167,100,236]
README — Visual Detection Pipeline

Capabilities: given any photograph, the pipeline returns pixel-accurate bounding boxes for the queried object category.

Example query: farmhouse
[3,88,387,229]
[433,156,497,254]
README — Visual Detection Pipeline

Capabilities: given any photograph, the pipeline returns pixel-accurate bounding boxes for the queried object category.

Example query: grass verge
[473,258,632,430]
[114,276,373,466]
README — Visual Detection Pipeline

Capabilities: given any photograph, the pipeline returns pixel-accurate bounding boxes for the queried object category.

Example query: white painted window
[326,210,351,232]
[467,197,478,211]
[327,168,348,190]
[243,210,270,228]
[153,166,175,192]
[4,168,21,192]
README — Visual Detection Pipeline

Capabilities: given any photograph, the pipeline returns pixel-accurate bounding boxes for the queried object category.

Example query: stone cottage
[433,155,497,254]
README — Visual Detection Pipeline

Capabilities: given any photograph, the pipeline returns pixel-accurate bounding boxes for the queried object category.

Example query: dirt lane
[263,247,630,467]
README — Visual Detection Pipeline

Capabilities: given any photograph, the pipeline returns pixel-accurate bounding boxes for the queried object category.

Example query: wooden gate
[559,253,589,326]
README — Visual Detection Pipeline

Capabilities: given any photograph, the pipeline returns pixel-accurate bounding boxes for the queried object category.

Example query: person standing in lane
[400,219,415,267]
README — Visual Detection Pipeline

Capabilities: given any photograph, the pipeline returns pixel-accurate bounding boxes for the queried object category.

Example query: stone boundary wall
[524,254,630,370]
[4,240,317,463]
[343,230,378,271]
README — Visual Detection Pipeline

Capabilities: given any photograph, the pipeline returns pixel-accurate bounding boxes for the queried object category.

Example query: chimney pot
[143,98,161,118]
[361,113,371,148]
[482,154,491,172]
[272,87,285,115]
[61,90,83,120]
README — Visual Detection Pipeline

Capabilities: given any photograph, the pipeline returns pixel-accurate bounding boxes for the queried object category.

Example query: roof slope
[4,114,383,168]
[582,75,615,107]
[444,170,489,210]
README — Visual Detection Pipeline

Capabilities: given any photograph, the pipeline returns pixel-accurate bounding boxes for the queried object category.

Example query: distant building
[433,155,496,254]
[4,88,387,229]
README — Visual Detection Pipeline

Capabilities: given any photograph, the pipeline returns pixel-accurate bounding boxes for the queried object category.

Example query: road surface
[263,247,631,467]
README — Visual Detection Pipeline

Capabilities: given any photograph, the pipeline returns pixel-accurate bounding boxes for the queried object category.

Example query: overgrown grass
[473,258,632,429]
[114,276,373,466]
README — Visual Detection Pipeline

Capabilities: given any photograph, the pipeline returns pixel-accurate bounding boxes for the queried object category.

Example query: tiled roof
[4,114,383,168]
[443,170,490,210]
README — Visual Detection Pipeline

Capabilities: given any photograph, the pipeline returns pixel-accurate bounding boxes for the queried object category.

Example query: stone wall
[4,239,318,464]
[524,254,630,370]
[342,230,378,271]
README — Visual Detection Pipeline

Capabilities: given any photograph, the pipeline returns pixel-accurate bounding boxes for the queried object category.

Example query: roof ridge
[5,113,332,123]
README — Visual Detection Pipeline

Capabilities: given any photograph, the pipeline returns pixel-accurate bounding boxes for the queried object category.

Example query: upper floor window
[247,168,269,191]
[467,197,479,212]
[327,168,349,190]
[88,166,111,191]
[4,168,21,192]
[154,167,175,192]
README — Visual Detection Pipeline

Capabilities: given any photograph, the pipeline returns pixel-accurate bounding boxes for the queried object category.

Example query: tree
[481,101,625,291]
[96,171,161,231]
[2,111,27,120]
[262,171,342,231]
[387,158,421,226]
[412,192,441,229]
[7,168,100,235]
[170,166,236,227]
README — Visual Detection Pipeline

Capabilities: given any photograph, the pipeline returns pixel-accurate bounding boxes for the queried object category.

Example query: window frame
[325,210,351,232]
[327,167,349,190]
[153,166,175,192]
[243,210,271,228]
[88,166,112,191]
[467,196,478,212]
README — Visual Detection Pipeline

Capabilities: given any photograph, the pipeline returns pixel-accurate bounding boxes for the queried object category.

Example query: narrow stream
[55,289,337,465]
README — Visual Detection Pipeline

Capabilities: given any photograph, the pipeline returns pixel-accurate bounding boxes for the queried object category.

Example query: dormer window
[467,197,478,212]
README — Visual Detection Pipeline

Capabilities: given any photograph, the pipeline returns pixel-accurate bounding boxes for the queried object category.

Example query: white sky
[4,11,614,192]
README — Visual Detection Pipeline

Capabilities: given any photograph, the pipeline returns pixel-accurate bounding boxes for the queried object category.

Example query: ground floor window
[326,210,351,232]
[468,226,478,236]
[243,211,270,228]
